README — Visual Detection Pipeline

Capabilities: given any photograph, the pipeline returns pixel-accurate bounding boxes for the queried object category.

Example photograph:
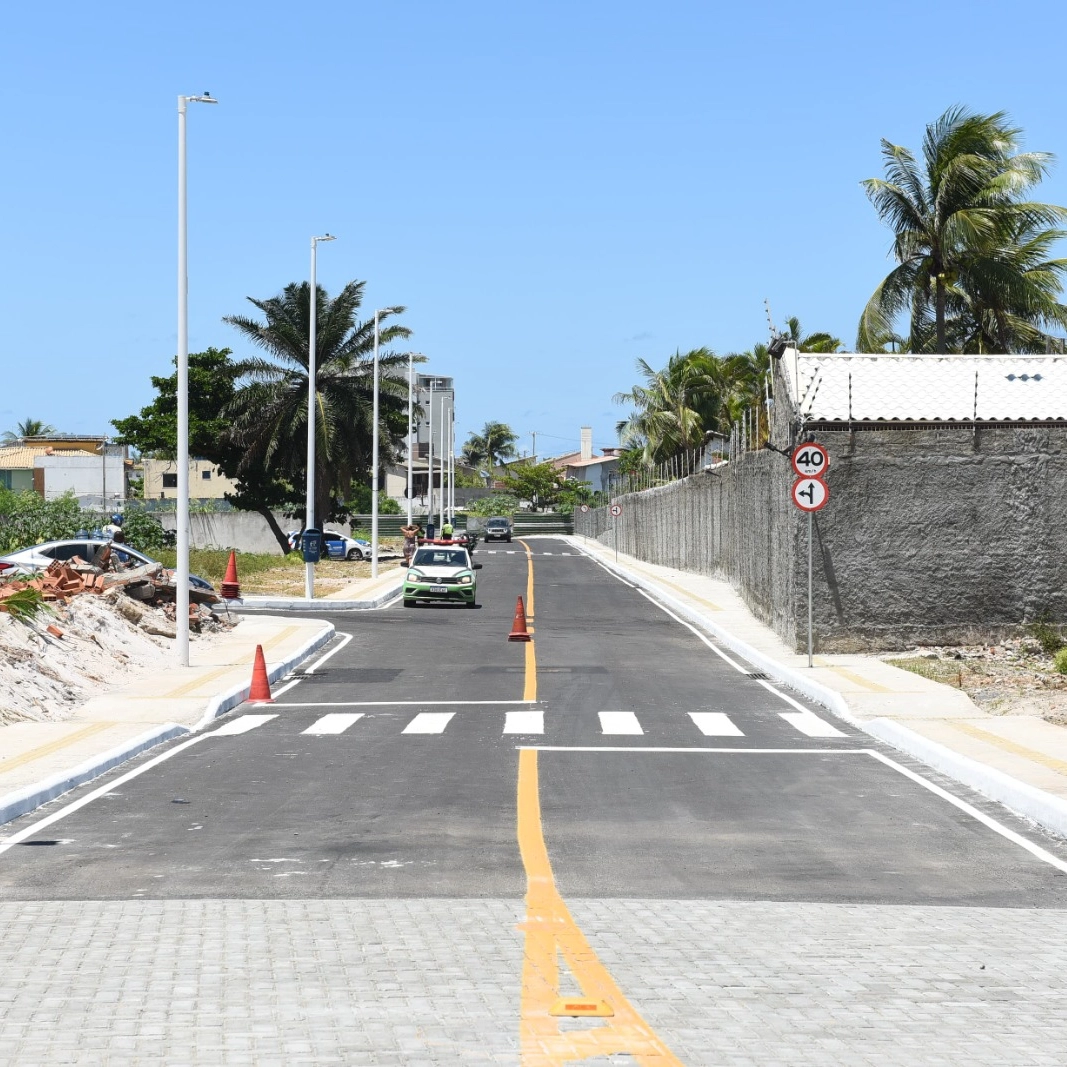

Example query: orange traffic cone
[247,644,273,703]
[220,550,240,599]
[508,596,531,642]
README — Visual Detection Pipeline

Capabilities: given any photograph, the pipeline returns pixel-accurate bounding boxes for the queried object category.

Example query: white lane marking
[756,678,824,716]
[274,699,536,708]
[571,544,635,586]
[503,711,544,735]
[520,746,853,754]
[403,712,455,734]
[689,712,744,737]
[599,711,643,735]
[270,677,303,698]
[211,714,277,736]
[781,711,846,738]
[0,734,209,857]
[635,589,750,673]
[304,632,354,674]
[868,750,1067,875]
[302,713,365,735]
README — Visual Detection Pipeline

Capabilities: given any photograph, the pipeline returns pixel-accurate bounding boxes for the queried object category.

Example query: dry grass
[242,557,402,598]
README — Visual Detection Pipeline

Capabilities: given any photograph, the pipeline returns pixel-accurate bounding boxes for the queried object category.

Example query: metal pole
[101,436,107,514]
[176,98,190,665]
[808,510,813,668]
[406,352,413,525]
[427,380,434,528]
[306,238,318,600]
[371,309,381,578]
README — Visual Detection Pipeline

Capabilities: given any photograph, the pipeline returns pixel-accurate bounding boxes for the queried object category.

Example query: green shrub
[1055,649,1067,675]
[1027,612,1064,655]
[466,493,520,518]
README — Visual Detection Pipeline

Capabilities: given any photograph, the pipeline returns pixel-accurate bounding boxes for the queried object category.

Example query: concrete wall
[574,355,1067,652]
[159,511,295,554]
[36,455,126,504]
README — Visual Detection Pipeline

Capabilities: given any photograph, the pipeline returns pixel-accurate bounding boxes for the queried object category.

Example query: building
[546,427,621,494]
[0,436,128,508]
[142,458,240,501]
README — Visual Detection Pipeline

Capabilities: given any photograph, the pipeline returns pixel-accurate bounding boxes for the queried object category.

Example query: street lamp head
[189,93,218,104]
[313,233,337,244]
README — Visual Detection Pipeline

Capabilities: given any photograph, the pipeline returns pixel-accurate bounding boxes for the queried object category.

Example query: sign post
[790,444,830,667]
[609,503,623,561]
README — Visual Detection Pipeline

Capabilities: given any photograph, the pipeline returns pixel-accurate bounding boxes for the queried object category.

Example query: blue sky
[3,0,1066,459]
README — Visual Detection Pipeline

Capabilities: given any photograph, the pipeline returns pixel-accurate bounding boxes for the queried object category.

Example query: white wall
[36,456,125,504]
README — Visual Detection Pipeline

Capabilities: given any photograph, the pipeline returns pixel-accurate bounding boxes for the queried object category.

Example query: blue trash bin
[301,529,322,563]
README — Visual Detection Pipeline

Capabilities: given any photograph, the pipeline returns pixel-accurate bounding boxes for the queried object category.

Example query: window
[162,473,178,488]
[201,470,212,480]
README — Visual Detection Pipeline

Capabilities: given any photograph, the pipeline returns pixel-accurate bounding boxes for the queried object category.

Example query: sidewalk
[568,535,1067,839]
[0,566,412,826]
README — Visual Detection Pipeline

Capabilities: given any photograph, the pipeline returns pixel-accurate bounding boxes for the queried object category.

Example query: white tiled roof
[780,350,1067,423]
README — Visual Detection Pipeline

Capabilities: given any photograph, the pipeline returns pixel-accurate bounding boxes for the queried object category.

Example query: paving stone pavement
[2,898,1067,1065]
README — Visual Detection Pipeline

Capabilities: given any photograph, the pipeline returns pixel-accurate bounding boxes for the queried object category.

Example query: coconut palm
[464,422,518,477]
[613,349,729,464]
[2,418,56,443]
[859,106,1067,353]
[224,280,415,524]
[782,317,843,354]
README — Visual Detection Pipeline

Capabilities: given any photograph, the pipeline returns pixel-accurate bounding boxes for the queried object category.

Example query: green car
[403,545,477,608]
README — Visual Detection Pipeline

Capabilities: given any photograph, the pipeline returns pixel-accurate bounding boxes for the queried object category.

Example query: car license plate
[429,585,447,593]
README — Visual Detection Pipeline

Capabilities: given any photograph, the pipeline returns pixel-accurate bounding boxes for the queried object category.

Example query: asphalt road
[3,536,1067,906]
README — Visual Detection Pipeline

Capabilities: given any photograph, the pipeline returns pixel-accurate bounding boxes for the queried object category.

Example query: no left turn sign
[792,477,830,512]
[609,504,623,517]
[792,443,829,479]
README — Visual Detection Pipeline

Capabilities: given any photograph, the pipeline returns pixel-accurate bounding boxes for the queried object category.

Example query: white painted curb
[0,723,189,827]
[229,586,401,611]
[568,536,1067,840]
[0,621,336,827]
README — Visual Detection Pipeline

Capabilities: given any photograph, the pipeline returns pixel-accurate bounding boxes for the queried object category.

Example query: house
[142,458,240,501]
[0,435,128,508]
[546,427,621,494]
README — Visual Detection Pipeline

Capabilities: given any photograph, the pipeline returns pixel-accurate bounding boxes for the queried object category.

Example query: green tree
[782,317,843,353]
[463,422,518,478]
[613,349,729,464]
[2,418,56,443]
[500,461,567,511]
[859,106,1067,353]
[223,280,416,529]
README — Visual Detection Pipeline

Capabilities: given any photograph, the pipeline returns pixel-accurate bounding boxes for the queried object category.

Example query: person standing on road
[400,523,422,566]
[442,520,454,540]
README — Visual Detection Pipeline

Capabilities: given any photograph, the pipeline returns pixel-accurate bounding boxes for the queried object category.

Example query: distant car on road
[286,530,371,561]
[403,545,477,608]
[483,517,513,543]
[0,539,215,590]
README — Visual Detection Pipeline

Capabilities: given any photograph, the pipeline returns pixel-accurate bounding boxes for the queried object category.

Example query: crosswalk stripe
[780,712,846,738]
[689,712,744,737]
[503,710,544,735]
[403,712,455,734]
[212,714,277,736]
[303,713,365,735]
[599,711,643,735]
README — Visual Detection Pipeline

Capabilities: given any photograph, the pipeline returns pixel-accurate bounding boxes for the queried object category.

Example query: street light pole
[306,233,336,600]
[176,92,216,668]
[427,379,435,529]
[406,352,415,526]
[371,309,385,579]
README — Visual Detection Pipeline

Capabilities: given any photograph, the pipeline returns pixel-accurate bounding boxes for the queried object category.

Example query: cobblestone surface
[2,898,1067,1065]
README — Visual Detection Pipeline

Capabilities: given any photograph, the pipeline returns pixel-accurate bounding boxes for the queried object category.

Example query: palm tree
[613,349,729,464]
[224,280,415,524]
[782,317,843,353]
[859,106,1067,353]
[2,418,56,443]
[466,422,518,477]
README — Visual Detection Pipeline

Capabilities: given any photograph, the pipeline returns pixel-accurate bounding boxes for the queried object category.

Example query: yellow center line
[517,750,683,1065]
[518,538,535,619]
[515,542,681,1064]
[0,721,117,772]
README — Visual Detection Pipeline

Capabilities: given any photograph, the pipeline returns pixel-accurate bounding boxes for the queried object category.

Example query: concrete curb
[192,621,336,730]
[227,586,401,612]
[567,536,1067,840]
[0,621,336,828]
[864,717,1067,838]
[0,723,189,826]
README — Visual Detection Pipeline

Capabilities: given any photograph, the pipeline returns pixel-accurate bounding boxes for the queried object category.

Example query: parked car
[286,530,371,561]
[483,516,513,542]
[403,545,477,607]
[0,539,215,590]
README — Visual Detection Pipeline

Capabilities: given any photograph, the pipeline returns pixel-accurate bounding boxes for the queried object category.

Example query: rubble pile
[0,550,235,725]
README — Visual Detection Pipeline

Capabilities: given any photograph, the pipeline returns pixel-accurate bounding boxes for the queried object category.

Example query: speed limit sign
[792,443,829,479]
[792,477,830,512]
[609,504,623,517]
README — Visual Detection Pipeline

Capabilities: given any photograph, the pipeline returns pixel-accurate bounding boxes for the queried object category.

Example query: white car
[286,530,371,561]
[0,539,215,590]
[403,545,477,607]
